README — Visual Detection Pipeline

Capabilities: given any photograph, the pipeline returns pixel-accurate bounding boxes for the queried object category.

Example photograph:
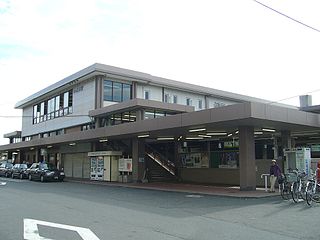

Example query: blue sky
[0,0,320,144]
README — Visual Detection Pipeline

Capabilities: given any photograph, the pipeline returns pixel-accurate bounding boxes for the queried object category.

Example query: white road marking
[0,182,6,186]
[24,218,100,240]
[185,194,203,198]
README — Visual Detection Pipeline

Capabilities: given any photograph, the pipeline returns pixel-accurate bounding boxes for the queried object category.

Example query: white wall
[136,83,238,111]
[136,84,162,101]
[21,79,95,137]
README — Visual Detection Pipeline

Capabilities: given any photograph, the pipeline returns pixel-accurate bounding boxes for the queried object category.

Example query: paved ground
[0,177,319,240]
[66,178,279,198]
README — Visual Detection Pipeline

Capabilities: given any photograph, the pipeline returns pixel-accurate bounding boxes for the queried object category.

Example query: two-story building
[1,63,320,190]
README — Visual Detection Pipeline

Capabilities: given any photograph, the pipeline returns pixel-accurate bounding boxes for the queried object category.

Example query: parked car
[11,163,31,179]
[0,162,13,178]
[28,163,65,182]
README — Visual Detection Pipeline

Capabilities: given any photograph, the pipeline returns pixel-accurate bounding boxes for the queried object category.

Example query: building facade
[1,63,320,190]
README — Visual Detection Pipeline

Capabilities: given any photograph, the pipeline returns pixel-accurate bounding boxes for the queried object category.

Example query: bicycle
[291,170,307,203]
[305,168,320,206]
[279,173,292,200]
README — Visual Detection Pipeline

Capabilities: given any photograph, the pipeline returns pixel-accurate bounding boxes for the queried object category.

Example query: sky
[0,0,320,145]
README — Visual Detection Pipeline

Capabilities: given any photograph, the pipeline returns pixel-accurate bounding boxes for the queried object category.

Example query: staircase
[145,144,177,182]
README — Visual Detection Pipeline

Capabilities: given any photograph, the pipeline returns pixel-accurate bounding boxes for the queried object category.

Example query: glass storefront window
[113,82,122,102]
[104,80,113,101]
[122,84,131,101]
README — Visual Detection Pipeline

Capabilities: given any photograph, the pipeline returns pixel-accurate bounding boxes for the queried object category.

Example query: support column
[281,130,292,149]
[132,138,145,182]
[273,137,278,160]
[95,76,103,109]
[239,126,256,191]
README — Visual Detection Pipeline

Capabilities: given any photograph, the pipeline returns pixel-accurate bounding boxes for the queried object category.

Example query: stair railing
[145,144,176,176]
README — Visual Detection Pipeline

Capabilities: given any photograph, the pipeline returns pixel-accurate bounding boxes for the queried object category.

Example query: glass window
[198,99,203,109]
[113,82,122,102]
[144,110,154,119]
[122,84,131,102]
[164,94,170,103]
[68,90,73,107]
[173,95,178,104]
[40,102,45,116]
[144,91,150,100]
[186,98,192,106]
[104,80,113,101]
[155,111,165,118]
[63,92,69,108]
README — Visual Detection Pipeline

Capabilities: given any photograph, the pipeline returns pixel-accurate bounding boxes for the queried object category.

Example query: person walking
[269,159,281,192]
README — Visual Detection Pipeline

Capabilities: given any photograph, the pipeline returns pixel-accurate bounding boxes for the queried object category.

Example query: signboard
[118,158,132,172]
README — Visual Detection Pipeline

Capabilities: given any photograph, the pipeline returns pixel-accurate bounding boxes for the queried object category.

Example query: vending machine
[283,148,311,176]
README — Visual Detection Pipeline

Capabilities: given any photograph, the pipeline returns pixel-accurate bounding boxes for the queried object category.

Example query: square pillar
[281,131,292,149]
[239,126,256,191]
[132,139,145,182]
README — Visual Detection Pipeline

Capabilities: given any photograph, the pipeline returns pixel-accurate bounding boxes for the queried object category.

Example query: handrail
[145,144,176,176]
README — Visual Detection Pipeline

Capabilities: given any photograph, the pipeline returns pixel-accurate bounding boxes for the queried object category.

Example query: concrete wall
[21,79,95,137]
[180,168,240,185]
[179,159,283,187]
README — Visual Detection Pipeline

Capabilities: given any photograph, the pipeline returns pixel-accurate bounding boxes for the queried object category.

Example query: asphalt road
[0,177,319,240]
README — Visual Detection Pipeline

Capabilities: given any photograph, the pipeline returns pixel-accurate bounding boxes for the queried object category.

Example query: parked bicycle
[279,173,293,200]
[305,168,320,206]
[291,170,307,203]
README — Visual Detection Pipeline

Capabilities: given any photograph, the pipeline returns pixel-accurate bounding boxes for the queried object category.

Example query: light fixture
[138,134,150,138]
[157,137,174,141]
[262,128,276,132]
[198,135,211,138]
[206,132,227,136]
[254,131,263,135]
[47,145,53,148]
[189,128,206,133]
[69,142,76,146]
[227,133,233,137]
[178,136,183,141]
[235,130,239,134]
[99,139,108,142]
[186,137,203,140]
[30,147,35,150]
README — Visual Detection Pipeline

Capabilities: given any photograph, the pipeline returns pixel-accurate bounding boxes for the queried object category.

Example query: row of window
[144,90,203,109]
[104,80,132,102]
[33,90,73,124]
[99,111,136,127]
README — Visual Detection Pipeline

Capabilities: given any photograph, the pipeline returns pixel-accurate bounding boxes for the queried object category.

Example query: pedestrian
[269,159,281,192]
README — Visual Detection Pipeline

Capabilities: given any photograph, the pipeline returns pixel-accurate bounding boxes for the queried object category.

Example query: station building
[1,63,320,190]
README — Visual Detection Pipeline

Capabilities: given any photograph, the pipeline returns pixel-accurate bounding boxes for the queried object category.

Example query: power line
[268,88,320,105]
[253,0,320,33]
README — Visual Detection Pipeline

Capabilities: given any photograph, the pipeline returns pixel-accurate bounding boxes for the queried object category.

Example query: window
[122,84,131,101]
[144,90,150,100]
[164,94,170,103]
[103,80,132,102]
[113,82,122,102]
[32,89,73,125]
[173,95,178,104]
[198,99,203,109]
[186,98,192,106]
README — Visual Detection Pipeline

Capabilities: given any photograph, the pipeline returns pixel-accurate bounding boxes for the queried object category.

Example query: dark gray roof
[15,63,297,109]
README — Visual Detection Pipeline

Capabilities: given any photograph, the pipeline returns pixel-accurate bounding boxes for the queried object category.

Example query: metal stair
[145,144,177,182]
